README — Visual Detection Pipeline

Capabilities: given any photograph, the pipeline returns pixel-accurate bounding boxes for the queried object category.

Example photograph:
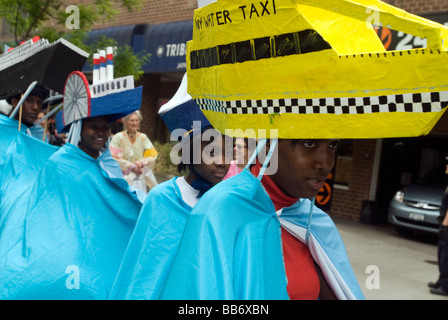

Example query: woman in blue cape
[147,0,365,300]
[157,139,364,300]
[110,75,231,299]
[0,115,143,300]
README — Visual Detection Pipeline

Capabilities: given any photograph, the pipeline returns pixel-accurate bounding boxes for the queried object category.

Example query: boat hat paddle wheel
[63,71,91,126]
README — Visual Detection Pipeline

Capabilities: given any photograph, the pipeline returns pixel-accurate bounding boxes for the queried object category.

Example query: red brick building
[4,0,448,222]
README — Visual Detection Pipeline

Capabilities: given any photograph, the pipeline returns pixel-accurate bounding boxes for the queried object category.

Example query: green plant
[153,141,180,177]
[0,0,148,81]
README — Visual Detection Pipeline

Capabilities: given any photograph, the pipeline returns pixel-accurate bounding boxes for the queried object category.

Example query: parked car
[388,182,446,235]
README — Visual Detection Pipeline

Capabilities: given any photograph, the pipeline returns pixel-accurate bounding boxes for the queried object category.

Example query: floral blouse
[110,131,157,173]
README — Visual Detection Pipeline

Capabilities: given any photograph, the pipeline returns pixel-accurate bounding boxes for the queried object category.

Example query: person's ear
[10,97,18,107]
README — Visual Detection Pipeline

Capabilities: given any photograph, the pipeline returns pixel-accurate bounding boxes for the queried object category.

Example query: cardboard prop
[0,37,89,100]
[186,0,448,138]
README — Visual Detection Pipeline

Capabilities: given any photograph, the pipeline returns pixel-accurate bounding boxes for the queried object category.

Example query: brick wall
[138,74,160,140]
[67,0,444,30]
[137,74,179,142]
[331,140,377,220]
[383,0,448,13]
[61,0,197,28]
[77,0,448,27]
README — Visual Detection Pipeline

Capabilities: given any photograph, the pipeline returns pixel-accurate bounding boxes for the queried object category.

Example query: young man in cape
[6,84,49,129]
[0,84,50,173]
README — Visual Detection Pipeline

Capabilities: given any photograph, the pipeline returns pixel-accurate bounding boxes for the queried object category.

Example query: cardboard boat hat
[158,73,212,134]
[0,37,88,126]
[0,37,89,101]
[55,46,142,135]
[158,73,215,167]
[187,0,448,139]
[56,71,142,133]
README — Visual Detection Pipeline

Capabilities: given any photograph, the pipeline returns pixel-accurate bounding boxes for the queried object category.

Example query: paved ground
[334,217,447,300]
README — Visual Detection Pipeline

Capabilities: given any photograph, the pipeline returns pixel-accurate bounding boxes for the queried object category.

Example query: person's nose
[215,161,226,168]
[98,128,110,137]
[214,152,227,167]
[29,100,40,111]
[313,148,334,173]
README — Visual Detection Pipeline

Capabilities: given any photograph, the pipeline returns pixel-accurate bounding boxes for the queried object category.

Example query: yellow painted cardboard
[186,0,448,138]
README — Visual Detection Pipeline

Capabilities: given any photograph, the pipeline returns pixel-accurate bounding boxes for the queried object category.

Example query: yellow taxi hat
[186,0,448,139]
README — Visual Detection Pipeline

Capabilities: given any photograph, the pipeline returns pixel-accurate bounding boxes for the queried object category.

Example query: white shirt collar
[176,176,200,208]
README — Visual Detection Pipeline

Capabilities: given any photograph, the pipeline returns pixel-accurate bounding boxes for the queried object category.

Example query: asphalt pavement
[334,217,447,300]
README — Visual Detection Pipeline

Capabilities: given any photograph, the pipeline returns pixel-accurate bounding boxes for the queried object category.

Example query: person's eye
[302,140,317,148]
[329,140,339,150]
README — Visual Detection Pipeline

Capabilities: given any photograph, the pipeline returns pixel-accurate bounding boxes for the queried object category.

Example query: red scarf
[250,161,298,211]
[251,161,320,300]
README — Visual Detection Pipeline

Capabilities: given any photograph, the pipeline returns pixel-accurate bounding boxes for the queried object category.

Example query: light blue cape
[158,169,365,300]
[0,114,27,176]
[0,132,58,270]
[0,143,142,299]
[110,177,193,299]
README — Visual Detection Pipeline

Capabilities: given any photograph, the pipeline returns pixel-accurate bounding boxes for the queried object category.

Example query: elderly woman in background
[110,110,158,193]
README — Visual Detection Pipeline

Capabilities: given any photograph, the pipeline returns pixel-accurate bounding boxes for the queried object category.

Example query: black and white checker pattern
[196,91,448,115]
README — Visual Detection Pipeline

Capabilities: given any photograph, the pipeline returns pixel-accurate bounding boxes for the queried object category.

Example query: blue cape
[27,124,48,142]
[159,169,365,300]
[0,143,142,299]
[110,177,192,299]
[0,115,27,176]
[0,132,58,268]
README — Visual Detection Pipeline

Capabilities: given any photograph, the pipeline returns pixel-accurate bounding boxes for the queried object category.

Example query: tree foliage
[0,0,150,80]
[88,35,151,81]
